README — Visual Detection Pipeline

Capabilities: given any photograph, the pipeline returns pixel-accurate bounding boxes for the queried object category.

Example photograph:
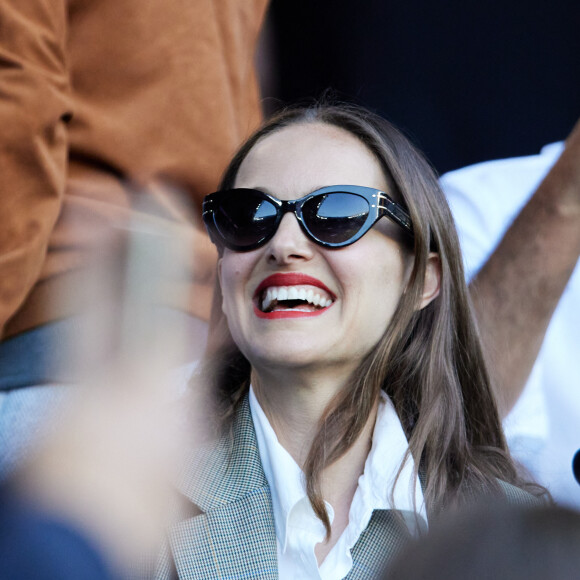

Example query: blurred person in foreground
[382,503,580,580]
[441,117,580,508]
[0,216,198,579]
[0,0,268,475]
[160,102,544,580]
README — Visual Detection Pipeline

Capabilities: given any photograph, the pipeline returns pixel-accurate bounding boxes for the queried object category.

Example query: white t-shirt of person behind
[441,142,580,509]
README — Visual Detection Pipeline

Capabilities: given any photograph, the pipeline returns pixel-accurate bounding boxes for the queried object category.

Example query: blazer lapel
[169,396,278,580]
[345,509,417,580]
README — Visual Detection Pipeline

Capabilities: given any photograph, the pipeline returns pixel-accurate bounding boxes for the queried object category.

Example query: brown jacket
[0,0,268,338]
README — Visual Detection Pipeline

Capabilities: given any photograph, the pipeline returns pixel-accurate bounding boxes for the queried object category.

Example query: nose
[266,212,315,264]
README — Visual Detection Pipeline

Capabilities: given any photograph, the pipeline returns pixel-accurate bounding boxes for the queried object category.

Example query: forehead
[234,122,388,197]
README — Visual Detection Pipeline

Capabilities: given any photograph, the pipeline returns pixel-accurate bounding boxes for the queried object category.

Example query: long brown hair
[200,102,541,534]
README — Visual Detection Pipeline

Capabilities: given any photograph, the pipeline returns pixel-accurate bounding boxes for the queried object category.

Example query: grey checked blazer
[157,395,539,580]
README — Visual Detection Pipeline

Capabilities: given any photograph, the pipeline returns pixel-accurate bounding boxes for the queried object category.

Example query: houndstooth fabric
[159,397,278,579]
[157,395,541,579]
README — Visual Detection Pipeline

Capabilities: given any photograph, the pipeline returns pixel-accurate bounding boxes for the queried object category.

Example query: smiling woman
[169,103,545,580]
[215,122,417,386]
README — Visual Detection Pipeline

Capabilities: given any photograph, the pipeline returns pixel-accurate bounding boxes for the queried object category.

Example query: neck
[251,364,351,465]
[251,364,380,562]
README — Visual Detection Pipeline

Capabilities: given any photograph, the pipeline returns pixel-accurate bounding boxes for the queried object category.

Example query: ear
[418,253,441,310]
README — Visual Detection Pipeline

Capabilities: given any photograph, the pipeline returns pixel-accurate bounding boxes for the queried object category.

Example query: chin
[245,345,329,371]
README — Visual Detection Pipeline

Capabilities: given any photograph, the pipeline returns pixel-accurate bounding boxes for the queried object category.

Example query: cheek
[349,248,408,326]
[218,253,256,317]
[218,256,238,317]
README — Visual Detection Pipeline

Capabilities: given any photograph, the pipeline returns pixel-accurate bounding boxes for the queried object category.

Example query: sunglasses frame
[202,185,413,251]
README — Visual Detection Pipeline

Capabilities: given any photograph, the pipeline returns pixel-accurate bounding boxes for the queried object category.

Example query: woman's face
[218,122,413,377]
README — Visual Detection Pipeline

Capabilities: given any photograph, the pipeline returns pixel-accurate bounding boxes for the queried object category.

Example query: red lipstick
[253,304,329,319]
[253,272,335,319]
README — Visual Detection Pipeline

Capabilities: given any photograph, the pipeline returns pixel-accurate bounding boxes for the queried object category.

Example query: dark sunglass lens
[213,193,278,248]
[303,193,370,244]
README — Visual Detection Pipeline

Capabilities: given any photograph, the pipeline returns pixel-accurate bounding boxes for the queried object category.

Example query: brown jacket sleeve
[0,0,72,336]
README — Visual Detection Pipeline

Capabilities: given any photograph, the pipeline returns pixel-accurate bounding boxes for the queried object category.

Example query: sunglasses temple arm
[379,196,413,234]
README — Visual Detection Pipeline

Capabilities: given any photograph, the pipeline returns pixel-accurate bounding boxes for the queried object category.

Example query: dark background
[265,0,580,174]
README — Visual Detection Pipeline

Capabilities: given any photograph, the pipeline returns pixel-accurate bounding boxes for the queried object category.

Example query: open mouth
[258,285,334,314]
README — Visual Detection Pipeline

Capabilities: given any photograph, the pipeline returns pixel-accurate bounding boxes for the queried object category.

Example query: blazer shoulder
[496,479,545,507]
[166,395,278,579]
[179,394,268,511]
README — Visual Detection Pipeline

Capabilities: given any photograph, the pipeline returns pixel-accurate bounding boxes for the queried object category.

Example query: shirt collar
[249,386,427,555]
[351,390,427,525]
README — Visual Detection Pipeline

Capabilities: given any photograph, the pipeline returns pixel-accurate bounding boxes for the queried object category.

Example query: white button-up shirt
[249,386,426,580]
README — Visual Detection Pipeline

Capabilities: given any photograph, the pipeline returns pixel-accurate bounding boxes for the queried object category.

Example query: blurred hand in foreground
[8,196,202,576]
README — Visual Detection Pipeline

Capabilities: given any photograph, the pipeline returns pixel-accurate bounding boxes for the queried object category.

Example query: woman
[169,103,542,580]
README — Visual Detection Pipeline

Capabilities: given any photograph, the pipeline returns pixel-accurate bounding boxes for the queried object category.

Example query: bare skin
[469,119,580,417]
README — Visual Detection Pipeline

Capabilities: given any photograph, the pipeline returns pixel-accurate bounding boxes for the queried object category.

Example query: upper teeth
[261,285,333,312]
